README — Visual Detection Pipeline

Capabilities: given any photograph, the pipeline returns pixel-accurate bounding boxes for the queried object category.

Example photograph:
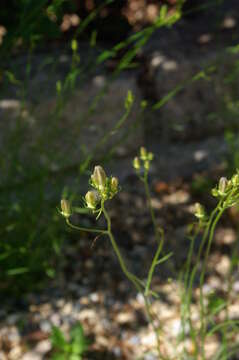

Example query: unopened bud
[144,160,150,170]
[140,100,148,109]
[133,157,140,170]
[232,174,239,186]
[111,177,118,192]
[61,199,72,218]
[218,177,228,196]
[85,190,100,209]
[71,39,78,52]
[56,80,62,94]
[148,152,154,161]
[125,90,134,110]
[211,188,219,197]
[91,166,107,190]
[140,147,147,160]
[194,202,206,219]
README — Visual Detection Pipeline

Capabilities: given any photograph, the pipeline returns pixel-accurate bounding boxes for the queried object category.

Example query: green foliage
[51,323,90,360]
[0,176,64,294]
[0,0,150,296]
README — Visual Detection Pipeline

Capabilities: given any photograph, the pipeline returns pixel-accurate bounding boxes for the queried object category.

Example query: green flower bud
[85,190,100,209]
[218,177,228,196]
[71,39,78,52]
[61,199,72,218]
[56,80,62,94]
[125,90,134,110]
[133,157,141,170]
[148,152,154,161]
[232,174,239,186]
[140,147,147,160]
[194,202,206,220]
[144,160,150,170]
[111,177,118,192]
[211,188,219,197]
[91,166,107,190]
[140,100,148,109]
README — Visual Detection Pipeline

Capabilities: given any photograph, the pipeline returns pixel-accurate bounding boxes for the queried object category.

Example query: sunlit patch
[0,99,20,110]
[198,33,213,45]
[222,16,237,29]
[60,14,80,32]
[162,59,178,71]
[194,149,208,162]
[0,25,7,45]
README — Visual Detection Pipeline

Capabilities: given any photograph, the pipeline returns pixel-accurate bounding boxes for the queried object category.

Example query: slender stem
[143,171,163,244]
[101,201,164,358]
[143,171,165,295]
[186,204,220,357]
[187,204,219,309]
[66,218,107,234]
[181,224,201,356]
[143,295,165,359]
[101,202,143,293]
[145,236,164,296]
[199,207,224,358]
[142,171,166,357]
[198,189,237,358]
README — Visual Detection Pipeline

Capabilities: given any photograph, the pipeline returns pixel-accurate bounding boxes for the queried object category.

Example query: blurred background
[1,0,239,359]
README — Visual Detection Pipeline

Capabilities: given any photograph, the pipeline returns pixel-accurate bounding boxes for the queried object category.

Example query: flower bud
[71,39,78,52]
[211,188,219,197]
[133,157,140,170]
[91,166,107,190]
[61,199,72,218]
[144,160,150,170]
[194,202,206,219]
[140,147,147,160]
[56,80,62,94]
[232,174,239,186]
[111,177,118,192]
[125,90,134,110]
[85,190,100,209]
[140,100,148,109]
[218,177,228,196]
[148,152,154,161]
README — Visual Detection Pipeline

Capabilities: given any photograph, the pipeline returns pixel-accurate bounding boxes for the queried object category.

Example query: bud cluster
[211,173,239,198]
[85,166,119,210]
[133,147,154,172]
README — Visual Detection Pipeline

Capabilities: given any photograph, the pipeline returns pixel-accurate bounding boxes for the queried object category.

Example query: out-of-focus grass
[0,1,182,297]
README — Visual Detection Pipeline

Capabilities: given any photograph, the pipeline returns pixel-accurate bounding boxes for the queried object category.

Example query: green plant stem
[181,223,201,356]
[143,172,163,244]
[185,204,220,357]
[187,204,219,303]
[143,171,165,295]
[101,201,164,358]
[198,188,238,358]
[66,218,107,234]
[142,171,167,357]
[145,239,164,296]
[199,206,224,359]
[101,202,142,292]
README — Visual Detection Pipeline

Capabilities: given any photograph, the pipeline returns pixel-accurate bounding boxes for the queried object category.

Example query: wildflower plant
[60,153,239,359]
[180,171,239,359]
[61,154,171,358]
